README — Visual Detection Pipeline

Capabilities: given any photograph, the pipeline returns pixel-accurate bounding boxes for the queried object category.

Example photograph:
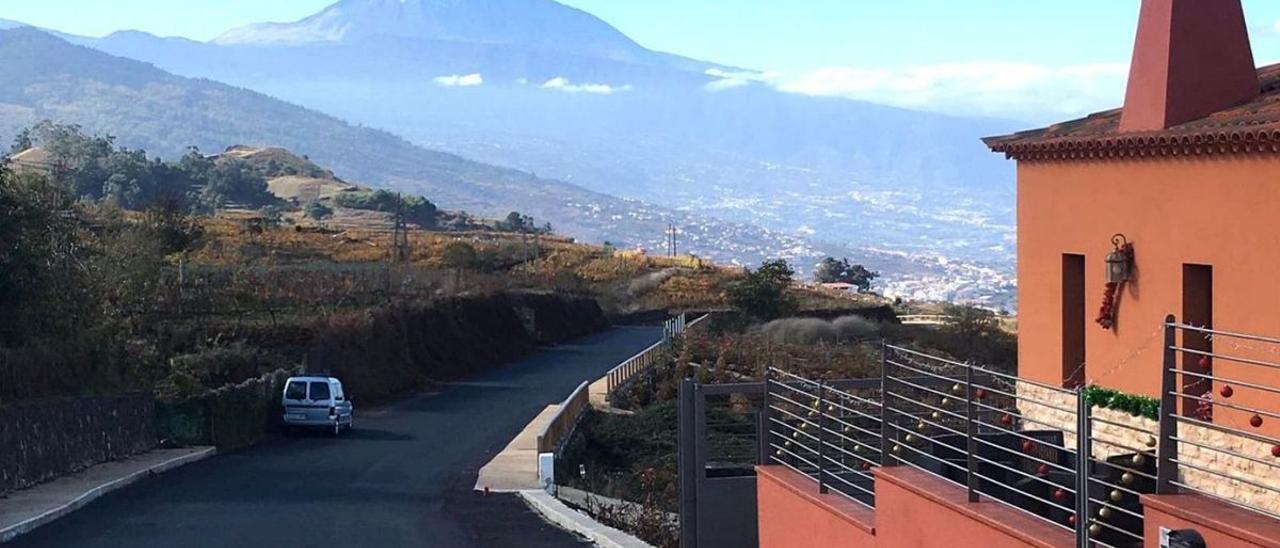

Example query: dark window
[285,381,307,400]
[1182,264,1213,414]
[309,381,331,401]
[1062,254,1086,388]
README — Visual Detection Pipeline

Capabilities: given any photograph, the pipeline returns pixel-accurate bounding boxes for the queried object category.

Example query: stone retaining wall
[1016,381,1279,515]
[0,394,155,495]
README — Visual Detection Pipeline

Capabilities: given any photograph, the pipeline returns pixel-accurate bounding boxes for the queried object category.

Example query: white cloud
[515,77,529,85]
[706,63,1129,123]
[433,73,484,87]
[541,77,632,95]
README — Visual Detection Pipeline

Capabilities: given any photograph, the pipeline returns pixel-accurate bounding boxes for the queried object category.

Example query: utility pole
[391,193,410,264]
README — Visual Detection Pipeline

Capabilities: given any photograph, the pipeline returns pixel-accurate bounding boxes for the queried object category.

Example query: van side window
[285,381,307,400]
[309,381,331,401]
[333,383,344,401]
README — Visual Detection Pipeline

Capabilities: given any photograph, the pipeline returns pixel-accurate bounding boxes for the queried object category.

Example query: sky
[5,0,1280,123]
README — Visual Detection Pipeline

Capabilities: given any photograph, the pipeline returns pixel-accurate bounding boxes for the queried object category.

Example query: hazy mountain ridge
[0,27,1011,307]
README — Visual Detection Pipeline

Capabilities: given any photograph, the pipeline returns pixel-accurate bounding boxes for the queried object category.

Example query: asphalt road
[12,326,663,548]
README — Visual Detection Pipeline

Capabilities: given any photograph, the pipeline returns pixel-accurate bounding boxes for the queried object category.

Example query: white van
[282,376,354,435]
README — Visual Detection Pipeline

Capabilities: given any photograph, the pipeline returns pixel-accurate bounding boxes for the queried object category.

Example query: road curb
[517,490,653,548]
[0,447,216,544]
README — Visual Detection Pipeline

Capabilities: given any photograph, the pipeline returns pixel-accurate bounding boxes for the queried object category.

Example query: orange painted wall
[1143,494,1280,548]
[756,466,876,548]
[1017,156,1280,420]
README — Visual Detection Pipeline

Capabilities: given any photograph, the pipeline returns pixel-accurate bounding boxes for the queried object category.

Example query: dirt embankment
[306,292,609,403]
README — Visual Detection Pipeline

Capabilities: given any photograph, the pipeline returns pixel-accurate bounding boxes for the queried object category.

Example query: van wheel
[332,422,341,437]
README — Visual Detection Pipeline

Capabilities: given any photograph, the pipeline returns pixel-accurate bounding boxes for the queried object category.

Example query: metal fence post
[1157,315,1179,494]
[965,362,978,502]
[879,341,893,466]
[759,367,772,465]
[1075,388,1092,547]
[817,380,828,494]
[678,378,697,548]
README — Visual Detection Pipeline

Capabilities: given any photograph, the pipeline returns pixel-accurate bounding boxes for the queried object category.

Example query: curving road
[11,326,663,548]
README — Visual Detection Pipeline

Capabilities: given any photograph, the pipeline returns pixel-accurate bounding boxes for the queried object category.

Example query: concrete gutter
[0,447,216,543]
[518,490,654,548]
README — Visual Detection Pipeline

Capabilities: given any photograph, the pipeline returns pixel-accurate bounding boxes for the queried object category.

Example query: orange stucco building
[985,0,1280,416]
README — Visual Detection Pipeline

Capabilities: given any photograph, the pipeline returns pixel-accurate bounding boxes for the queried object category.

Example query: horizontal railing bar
[1087,414,1156,432]
[819,425,882,455]
[768,392,823,424]
[1169,481,1280,522]
[883,386,969,421]
[1169,391,1280,421]
[966,382,1079,416]
[824,415,884,441]
[1089,458,1158,481]
[768,412,820,443]
[769,379,819,401]
[969,435,1077,476]
[969,453,1075,494]
[1173,414,1280,446]
[970,399,1070,432]
[971,417,1077,453]
[1089,517,1144,541]
[1168,369,1280,396]
[1168,345,1280,372]
[1088,477,1147,498]
[1169,435,1280,469]
[824,390,884,412]
[1169,458,1280,495]
[770,442,821,470]
[1171,323,1280,346]
[823,398,884,423]
[818,459,876,496]
[770,368,824,387]
[887,439,970,475]
[1089,438,1158,459]
[970,470,1075,514]
[884,407,967,439]
[969,484,1077,534]
[1086,496,1146,520]
[819,439,881,469]
[885,358,961,386]
[885,345,972,369]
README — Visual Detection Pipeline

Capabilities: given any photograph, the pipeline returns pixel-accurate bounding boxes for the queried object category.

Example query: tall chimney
[1119,0,1259,132]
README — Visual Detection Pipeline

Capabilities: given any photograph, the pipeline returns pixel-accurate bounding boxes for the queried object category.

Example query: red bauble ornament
[1271,445,1280,458]
[1220,385,1234,398]
[1251,414,1264,428]
[1000,414,1013,426]
[1067,515,1077,527]
[975,389,987,400]
[1037,464,1050,476]
[1198,356,1211,369]
[1022,440,1037,452]
[1053,489,1068,502]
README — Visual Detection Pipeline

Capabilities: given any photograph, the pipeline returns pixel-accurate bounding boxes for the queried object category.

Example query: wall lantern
[1106,234,1134,283]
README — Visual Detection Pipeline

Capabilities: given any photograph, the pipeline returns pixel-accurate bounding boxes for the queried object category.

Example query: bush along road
[9,325,664,548]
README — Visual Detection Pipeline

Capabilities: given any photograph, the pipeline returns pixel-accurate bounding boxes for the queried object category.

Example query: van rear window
[309,382,331,401]
[285,381,307,400]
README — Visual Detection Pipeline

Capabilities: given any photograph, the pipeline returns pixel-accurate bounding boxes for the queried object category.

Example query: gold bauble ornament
[905,434,917,443]
[1098,507,1113,519]
[1132,453,1146,466]
[916,420,927,430]
[892,444,902,455]
[931,411,942,421]
[1089,523,1102,536]
[1145,435,1157,448]
[1109,489,1124,502]
[952,383,964,395]
[1121,472,1135,486]
[941,397,951,407]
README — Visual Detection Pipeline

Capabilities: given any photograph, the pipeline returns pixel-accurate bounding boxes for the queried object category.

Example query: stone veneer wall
[1016,381,1279,516]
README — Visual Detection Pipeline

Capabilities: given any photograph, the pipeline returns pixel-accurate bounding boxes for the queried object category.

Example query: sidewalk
[0,447,215,543]
[475,405,561,492]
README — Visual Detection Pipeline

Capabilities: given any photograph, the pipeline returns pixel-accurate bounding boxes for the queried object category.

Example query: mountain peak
[213,0,647,62]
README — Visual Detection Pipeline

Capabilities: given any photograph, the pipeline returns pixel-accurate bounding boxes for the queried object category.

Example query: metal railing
[605,313,707,401]
[764,368,885,509]
[762,345,1160,547]
[1159,318,1280,522]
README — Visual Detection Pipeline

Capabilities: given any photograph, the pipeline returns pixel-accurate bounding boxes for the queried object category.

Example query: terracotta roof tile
[985,63,1280,161]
